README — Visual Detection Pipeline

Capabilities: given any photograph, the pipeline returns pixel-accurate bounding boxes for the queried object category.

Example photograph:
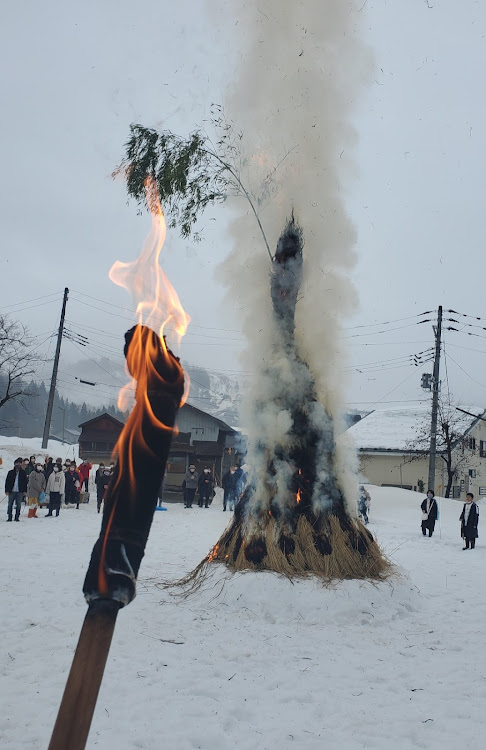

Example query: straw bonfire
[115,118,390,584]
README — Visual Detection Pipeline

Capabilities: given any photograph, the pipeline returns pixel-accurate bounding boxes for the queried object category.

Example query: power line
[344,321,432,339]
[343,312,433,330]
[1,298,63,316]
[1,292,61,310]
[445,352,486,392]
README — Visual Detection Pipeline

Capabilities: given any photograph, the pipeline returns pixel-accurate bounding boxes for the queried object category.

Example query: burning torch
[48,181,188,750]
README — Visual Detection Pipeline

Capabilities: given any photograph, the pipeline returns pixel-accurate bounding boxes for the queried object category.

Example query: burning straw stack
[198,218,388,581]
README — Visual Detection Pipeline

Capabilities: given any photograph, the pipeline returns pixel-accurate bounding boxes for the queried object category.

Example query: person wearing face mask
[45,464,66,516]
[222,466,239,512]
[27,461,46,518]
[5,458,28,521]
[198,467,213,508]
[182,465,198,508]
[460,492,479,550]
[421,490,438,537]
[25,455,37,477]
[64,463,81,508]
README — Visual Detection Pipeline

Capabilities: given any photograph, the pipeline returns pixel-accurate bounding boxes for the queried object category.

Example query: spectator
[460,493,479,550]
[46,464,65,517]
[182,465,198,508]
[198,467,213,508]
[358,485,371,525]
[222,466,239,512]
[25,455,37,477]
[64,464,81,508]
[95,464,113,513]
[27,461,46,518]
[77,459,92,494]
[421,490,438,537]
[44,457,54,481]
[5,457,28,522]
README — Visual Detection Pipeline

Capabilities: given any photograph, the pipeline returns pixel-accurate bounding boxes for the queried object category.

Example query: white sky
[1,0,486,411]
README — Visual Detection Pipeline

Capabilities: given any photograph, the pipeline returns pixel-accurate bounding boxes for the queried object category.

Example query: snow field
[1,453,485,749]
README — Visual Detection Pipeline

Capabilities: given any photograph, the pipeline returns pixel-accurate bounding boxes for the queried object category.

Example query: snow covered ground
[1,443,484,749]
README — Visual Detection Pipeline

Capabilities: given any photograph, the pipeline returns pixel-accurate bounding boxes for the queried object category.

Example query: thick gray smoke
[215,1,371,515]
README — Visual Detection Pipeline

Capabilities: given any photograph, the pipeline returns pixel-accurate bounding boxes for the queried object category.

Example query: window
[479,487,486,496]
[453,486,461,498]
[469,437,476,450]
[469,469,476,478]
[460,479,465,491]
[480,440,486,458]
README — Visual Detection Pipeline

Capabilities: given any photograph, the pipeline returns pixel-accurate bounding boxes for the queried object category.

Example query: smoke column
[215,1,371,513]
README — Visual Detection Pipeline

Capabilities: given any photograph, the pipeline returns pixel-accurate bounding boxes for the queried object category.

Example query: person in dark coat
[64,465,81,508]
[182,465,198,508]
[222,466,239,511]
[421,490,438,537]
[95,464,112,513]
[44,457,54,481]
[25,455,37,477]
[198,467,213,508]
[460,493,479,550]
[5,457,28,521]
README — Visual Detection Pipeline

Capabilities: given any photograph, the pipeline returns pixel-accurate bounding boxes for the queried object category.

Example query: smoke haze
[215,0,370,511]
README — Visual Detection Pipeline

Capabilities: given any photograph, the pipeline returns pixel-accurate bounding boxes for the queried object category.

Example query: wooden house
[78,404,238,488]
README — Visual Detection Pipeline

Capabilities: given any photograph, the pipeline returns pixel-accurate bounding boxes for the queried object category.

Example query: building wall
[359,418,486,499]
[175,407,222,444]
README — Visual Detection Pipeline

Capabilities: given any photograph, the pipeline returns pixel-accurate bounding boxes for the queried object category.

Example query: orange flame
[109,176,190,411]
[97,177,190,595]
[296,488,302,504]
[208,544,220,562]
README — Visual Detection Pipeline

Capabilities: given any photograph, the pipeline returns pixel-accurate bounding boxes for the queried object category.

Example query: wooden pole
[48,601,120,750]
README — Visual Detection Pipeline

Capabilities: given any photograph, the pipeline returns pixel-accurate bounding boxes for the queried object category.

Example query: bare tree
[0,315,38,412]
[407,398,475,498]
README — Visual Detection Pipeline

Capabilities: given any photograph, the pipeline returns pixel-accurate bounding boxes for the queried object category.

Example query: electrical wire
[344,321,432,339]
[444,352,486,392]
[1,292,61,310]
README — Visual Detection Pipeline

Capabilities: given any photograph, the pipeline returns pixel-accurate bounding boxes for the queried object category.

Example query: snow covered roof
[347,405,485,452]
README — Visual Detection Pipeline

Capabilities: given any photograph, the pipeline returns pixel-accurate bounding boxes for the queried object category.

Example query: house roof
[347,405,486,452]
[78,413,125,430]
[183,402,236,433]
[78,405,235,434]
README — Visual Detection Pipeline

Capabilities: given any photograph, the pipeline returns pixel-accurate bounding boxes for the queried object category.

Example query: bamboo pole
[48,601,120,750]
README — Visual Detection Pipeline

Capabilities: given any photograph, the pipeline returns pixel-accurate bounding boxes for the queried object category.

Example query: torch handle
[48,600,120,750]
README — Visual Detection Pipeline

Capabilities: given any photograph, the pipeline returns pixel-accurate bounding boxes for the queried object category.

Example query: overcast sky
[1,0,486,413]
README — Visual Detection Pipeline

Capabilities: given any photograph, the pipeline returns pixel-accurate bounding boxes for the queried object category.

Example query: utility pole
[427,305,443,492]
[42,288,69,449]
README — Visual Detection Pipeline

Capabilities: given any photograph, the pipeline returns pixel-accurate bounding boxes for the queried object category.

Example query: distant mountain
[183,365,243,428]
[56,356,243,428]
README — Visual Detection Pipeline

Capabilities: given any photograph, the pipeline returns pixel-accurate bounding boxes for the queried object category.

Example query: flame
[110,176,190,411]
[296,488,302,504]
[208,544,220,562]
[98,176,190,595]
